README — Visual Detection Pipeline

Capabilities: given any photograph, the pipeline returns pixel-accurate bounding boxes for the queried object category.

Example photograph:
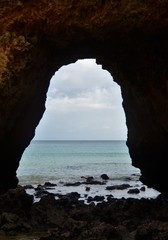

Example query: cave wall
[0,0,168,194]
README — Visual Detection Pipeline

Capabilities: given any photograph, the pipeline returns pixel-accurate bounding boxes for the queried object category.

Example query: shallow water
[17,140,140,185]
[17,140,160,201]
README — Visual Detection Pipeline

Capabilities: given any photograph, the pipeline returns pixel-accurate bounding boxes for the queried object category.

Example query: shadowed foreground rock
[1,187,168,239]
[0,1,168,194]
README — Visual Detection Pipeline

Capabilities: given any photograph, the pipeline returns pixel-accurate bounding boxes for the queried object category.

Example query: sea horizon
[32,139,127,141]
[17,140,160,200]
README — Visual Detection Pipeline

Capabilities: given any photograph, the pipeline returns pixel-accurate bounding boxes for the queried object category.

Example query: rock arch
[0,1,168,194]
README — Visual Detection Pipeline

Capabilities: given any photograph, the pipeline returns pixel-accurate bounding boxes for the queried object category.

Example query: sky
[34,59,127,140]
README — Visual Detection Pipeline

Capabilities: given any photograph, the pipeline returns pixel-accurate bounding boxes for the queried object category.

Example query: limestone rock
[0,1,167,194]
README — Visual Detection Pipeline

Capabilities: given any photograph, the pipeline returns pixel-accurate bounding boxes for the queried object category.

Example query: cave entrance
[17,59,141,198]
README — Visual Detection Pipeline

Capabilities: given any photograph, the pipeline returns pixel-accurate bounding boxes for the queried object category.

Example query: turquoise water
[2,141,161,240]
[17,140,140,185]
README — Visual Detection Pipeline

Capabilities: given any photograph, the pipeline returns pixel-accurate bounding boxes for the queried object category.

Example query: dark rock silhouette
[0,1,167,195]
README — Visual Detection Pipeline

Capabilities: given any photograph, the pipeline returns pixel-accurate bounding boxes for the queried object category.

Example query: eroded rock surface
[0,1,168,193]
[0,186,168,239]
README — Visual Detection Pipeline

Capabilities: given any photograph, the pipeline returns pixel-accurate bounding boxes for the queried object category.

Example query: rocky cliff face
[0,0,168,194]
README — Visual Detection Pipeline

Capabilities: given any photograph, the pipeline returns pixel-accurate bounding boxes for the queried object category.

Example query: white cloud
[47,87,117,113]
[48,59,115,98]
[34,59,127,140]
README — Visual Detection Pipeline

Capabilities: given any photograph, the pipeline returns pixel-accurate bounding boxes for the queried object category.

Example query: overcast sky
[34,59,127,140]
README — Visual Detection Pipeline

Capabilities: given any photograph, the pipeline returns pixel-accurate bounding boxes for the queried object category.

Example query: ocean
[0,142,162,240]
[17,140,160,200]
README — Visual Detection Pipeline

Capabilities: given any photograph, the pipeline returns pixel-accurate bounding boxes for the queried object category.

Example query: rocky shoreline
[0,183,168,240]
[23,174,159,202]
